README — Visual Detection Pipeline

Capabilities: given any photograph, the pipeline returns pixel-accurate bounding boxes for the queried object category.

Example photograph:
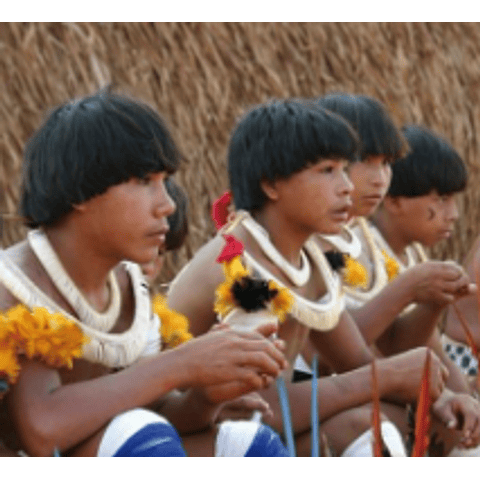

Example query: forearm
[155,389,218,434]
[263,358,402,434]
[376,302,444,355]
[11,349,193,456]
[349,274,415,345]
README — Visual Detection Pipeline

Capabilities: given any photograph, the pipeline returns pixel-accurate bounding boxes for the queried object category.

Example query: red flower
[216,234,244,263]
[212,191,232,230]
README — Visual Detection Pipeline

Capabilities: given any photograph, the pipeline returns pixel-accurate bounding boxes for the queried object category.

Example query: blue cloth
[245,424,289,457]
[114,422,187,457]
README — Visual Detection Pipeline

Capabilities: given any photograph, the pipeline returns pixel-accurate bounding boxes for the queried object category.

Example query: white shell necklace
[0,255,153,368]
[226,211,344,331]
[28,229,121,332]
[242,215,311,287]
[321,224,362,259]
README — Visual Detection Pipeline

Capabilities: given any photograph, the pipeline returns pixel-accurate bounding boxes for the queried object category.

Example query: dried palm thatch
[1,22,480,284]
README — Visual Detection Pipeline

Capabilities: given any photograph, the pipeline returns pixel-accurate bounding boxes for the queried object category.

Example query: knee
[216,420,288,457]
[98,408,186,457]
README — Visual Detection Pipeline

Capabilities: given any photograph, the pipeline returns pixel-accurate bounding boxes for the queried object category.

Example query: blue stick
[276,376,296,457]
[311,354,319,457]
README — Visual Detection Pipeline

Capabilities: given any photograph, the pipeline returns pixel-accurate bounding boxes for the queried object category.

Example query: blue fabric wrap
[245,424,289,457]
[113,422,187,457]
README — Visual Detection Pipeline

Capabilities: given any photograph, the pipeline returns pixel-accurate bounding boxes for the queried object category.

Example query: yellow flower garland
[342,255,368,289]
[152,294,193,349]
[381,250,400,281]
[213,257,293,322]
[0,304,89,386]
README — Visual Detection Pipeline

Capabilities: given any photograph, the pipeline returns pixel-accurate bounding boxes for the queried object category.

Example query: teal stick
[276,376,296,457]
[311,354,319,457]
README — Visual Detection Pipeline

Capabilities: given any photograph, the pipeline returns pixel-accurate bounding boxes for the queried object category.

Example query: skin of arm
[169,236,452,436]
[350,262,473,352]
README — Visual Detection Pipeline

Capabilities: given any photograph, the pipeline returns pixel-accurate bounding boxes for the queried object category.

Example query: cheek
[346,167,364,191]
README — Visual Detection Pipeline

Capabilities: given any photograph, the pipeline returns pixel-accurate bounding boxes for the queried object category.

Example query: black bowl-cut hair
[20,87,181,228]
[314,93,406,163]
[388,124,467,197]
[228,99,360,212]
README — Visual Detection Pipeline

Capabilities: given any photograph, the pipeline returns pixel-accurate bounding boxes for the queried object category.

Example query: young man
[373,124,477,379]
[141,178,189,284]
[167,99,455,456]
[314,95,474,356]
[313,95,480,453]
[0,89,290,457]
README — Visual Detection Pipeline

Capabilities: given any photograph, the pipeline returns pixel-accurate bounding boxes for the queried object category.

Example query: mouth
[362,194,383,204]
[438,229,453,239]
[330,204,351,222]
[147,226,169,244]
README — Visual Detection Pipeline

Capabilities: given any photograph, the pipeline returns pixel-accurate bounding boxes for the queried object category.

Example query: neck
[370,209,410,257]
[251,207,310,267]
[43,223,118,299]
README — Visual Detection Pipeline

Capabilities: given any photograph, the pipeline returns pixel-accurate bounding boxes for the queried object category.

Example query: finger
[236,337,288,369]
[254,322,279,338]
[240,351,283,378]
[211,323,230,332]
[444,275,473,294]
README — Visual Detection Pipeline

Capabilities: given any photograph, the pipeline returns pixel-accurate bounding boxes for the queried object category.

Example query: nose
[339,170,354,194]
[446,197,459,222]
[371,164,391,187]
[154,181,176,219]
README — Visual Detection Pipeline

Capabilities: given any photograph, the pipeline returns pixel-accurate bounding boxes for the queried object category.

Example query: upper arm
[168,237,226,336]
[309,310,374,373]
[7,358,62,455]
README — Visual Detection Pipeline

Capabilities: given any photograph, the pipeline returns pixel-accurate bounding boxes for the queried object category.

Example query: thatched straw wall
[1,22,480,282]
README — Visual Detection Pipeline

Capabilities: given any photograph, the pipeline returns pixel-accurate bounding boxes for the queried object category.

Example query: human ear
[260,179,280,201]
[71,203,87,212]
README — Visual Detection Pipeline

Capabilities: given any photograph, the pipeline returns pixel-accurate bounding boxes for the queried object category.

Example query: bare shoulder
[169,234,226,294]
[168,234,226,335]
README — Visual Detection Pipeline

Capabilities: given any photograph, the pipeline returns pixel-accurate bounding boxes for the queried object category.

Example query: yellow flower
[268,280,293,323]
[381,251,400,281]
[0,347,20,383]
[152,295,193,349]
[0,304,89,385]
[214,281,236,318]
[343,255,368,289]
[223,257,250,283]
[214,257,251,318]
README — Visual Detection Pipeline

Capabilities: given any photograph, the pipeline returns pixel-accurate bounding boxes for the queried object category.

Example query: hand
[433,389,480,449]
[381,347,449,404]
[406,261,474,305]
[181,323,288,403]
[210,392,273,426]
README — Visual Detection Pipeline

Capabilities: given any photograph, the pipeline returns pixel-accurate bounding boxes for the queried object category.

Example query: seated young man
[141,178,189,285]
[0,88,291,457]
[167,99,462,456]
[311,97,480,452]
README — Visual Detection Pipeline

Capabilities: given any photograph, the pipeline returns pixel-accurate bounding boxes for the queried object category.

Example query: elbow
[17,411,62,457]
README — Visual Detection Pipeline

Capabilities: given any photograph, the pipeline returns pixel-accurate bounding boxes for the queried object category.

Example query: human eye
[136,175,153,186]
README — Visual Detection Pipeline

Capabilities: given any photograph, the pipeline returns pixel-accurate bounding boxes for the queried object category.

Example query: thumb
[435,401,457,429]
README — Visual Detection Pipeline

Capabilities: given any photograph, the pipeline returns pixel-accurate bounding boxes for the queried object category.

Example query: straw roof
[1,22,480,282]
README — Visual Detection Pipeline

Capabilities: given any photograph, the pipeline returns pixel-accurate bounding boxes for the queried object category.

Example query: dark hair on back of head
[164,178,189,251]
[314,93,406,162]
[20,87,181,228]
[228,99,359,212]
[388,124,467,197]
